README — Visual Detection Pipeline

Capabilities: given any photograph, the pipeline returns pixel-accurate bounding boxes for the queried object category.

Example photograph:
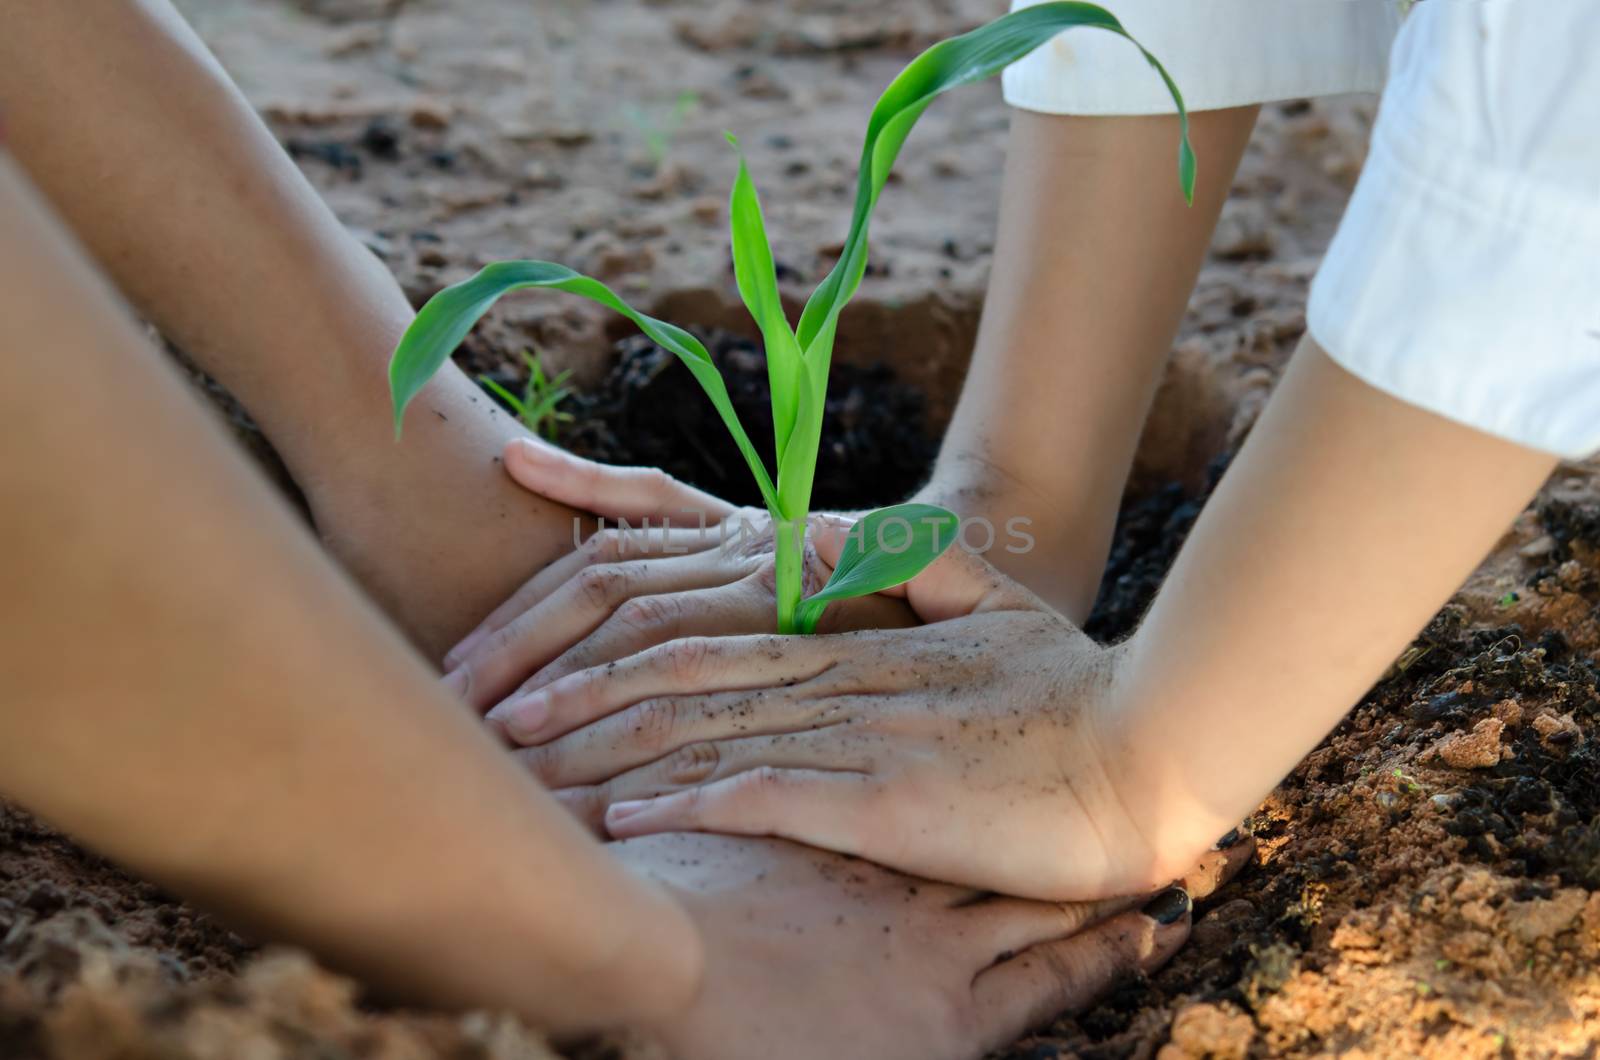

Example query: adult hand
[614,832,1249,1059]
[441,437,913,714]
[499,542,1221,902]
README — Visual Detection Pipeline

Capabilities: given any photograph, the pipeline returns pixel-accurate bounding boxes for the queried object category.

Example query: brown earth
[6,0,1600,1057]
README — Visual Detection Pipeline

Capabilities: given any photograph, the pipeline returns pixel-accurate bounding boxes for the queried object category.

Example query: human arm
[0,152,694,1034]
[432,1,1591,899]
[487,338,1554,898]
[909,105,1257,622]
[1,151,1254,1055]
[0,0,583,659]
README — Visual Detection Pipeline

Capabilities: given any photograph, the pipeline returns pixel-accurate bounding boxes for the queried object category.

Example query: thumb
[811,515,1046,624]
[503,437,735,523]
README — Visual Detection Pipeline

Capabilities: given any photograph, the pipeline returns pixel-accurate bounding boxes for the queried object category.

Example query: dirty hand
[615,832,1243,1060]
[501,541,1225,902]
[440,436,913,713]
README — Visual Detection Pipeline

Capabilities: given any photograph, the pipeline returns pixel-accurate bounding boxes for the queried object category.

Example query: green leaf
[389,261,779,513]
[477,375,527,419]
[795,2,1192,365]
[775,356,824,520]
[794,503,960,633]
[726,135,804,465]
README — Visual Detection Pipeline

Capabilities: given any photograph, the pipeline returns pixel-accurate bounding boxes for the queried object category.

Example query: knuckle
[581,530,624,564]
[739,765,786,799]
[577,458,607,490]
[615,592,678,633]
[665,741,722,785]
[664,636,712,682]
[575,563,626,610]
[640,466,675,499]
[630,697,682,752]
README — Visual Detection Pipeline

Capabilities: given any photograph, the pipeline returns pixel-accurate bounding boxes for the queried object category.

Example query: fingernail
[1141,887,1191,926]
[606,799,651,825]
[1213,828,1243,850]
[495,694,550,743]
[444,627,489,670]
[442,668,471,698]
[522,666,558,696]
[515,436,567,463]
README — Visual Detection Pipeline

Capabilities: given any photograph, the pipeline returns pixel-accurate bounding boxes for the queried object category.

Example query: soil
[522,329,940,511]
[6,1,1600,1057]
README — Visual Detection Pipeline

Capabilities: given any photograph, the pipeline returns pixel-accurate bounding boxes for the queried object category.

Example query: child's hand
[498,544,1225,902]
[442,438,913,712]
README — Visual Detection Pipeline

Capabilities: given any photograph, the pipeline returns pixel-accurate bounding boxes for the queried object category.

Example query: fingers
[503,436,736,523]
[505,575,780,701]
[811,516,1046,624]
[446,549,752,711]
[489,632,848,745]
[444,523,721,671]
[514,689,881,789]
[964,894,1142,959]
[971,893,1191,1049]
[554,727,880,832]
[598,766,886,857]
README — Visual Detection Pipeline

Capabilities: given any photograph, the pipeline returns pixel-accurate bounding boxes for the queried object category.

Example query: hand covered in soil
[499,542,1228,902]
[440,436,914,714]
[610,832,1245,1060]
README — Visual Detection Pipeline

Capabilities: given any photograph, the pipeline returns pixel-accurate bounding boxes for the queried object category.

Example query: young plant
[478,349,575,442]
[388,2,1193,635]
[622,89,699,171]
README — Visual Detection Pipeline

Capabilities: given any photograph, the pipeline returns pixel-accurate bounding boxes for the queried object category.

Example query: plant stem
[774,518,804,634]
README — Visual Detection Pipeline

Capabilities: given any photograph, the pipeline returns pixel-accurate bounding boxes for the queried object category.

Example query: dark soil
[485,329,940,513]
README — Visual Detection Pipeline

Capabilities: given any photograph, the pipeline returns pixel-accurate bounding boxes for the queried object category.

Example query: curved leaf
[795,2,1193,362]
[388,261,779,513]
[726,135,803,464]
[794,503,960,633]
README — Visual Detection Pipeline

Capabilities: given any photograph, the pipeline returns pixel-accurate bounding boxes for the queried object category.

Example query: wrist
[1098,632,1249,881]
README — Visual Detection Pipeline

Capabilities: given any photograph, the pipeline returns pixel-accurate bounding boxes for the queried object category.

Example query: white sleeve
[1002,0,1402,115]
[1308,0,1600,459]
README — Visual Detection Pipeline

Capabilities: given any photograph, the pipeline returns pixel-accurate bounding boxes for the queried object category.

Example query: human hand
[613,832,1248,1059]
[498,542,1222,902]
[440,437,914,713]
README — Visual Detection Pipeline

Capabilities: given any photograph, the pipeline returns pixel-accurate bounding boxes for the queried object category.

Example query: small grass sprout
[478,349,575,442]
[388,2,1194,634]
[623,90,698,170]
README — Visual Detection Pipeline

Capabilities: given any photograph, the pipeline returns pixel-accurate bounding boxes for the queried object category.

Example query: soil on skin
[6,1,1600,1057]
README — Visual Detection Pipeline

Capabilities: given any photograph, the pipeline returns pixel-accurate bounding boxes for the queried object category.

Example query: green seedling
[623,90,699,170]
[479,349,575,441]
[1392,767,1425,795]
[388,2,1193,634]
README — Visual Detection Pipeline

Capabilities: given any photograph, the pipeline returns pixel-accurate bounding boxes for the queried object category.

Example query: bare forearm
[0,0,581,657]
[0,158,697,1034]
[1107,339,1557,877]
[918,107,1258,621]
